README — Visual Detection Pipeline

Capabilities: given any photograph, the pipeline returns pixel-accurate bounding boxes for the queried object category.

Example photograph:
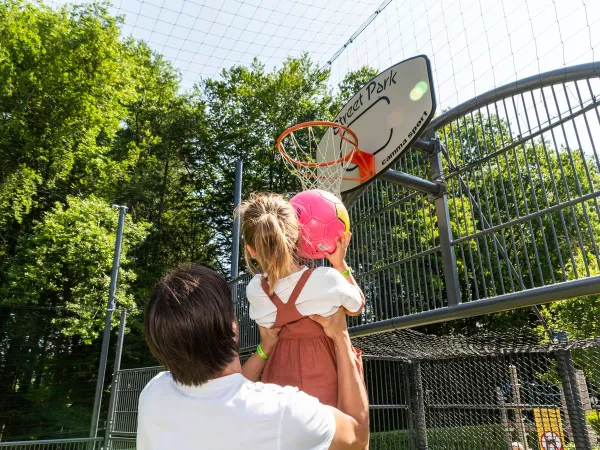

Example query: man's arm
[310,309,370,450]
[241,325,280,382]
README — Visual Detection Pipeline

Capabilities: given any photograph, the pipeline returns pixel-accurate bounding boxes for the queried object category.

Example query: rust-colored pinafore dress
[260,268,364,408]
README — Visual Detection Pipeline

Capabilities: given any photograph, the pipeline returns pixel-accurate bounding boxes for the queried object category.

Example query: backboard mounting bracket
[379,135,446,198]
[379,168,444,197]
[412,138,436,154]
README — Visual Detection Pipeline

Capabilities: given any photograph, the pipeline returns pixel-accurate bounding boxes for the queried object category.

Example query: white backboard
[318,55,436,194]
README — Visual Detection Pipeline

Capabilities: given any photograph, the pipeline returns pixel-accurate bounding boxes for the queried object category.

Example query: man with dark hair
[138,263,369,450]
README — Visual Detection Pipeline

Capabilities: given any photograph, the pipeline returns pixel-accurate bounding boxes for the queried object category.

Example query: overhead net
[276,121,359,197]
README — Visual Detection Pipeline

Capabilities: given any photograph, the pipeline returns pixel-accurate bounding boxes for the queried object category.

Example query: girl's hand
[323,232,351,271]
[258,325,280,356]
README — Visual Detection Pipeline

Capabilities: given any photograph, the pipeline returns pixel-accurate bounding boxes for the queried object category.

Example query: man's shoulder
[139,371,171,403]
[245,381,332,418]
[242,379,300,401]
[240,380,320,414]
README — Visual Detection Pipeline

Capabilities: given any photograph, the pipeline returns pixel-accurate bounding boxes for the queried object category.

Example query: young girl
[240,192,365,408]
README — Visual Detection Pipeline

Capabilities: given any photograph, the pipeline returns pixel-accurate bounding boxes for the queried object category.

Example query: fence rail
[100,333,600,450]
[0,438,103,449]
[0,306,123,443]
[0,438,136,450]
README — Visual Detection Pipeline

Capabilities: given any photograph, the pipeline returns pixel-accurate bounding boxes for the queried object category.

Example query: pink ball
[290,189,351,259]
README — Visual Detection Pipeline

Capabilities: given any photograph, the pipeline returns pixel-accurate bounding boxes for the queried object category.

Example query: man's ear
[232,318,239,343]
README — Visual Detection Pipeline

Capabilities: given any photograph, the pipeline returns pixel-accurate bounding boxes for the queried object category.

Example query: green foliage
[369,425,509,450]
[195,55,336,257]
[0,165,40,231]
[588,410,600,437]
[353,111,600,335]
[565,444,600,450]
[0,1,171,438]
[0,0,133,189]
[439,114,600,336]
[3,196,149,341]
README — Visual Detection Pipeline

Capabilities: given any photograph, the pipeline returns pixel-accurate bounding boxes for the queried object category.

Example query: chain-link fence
[0,437,134,449]
[356,330,600,450]
[3,43,599,450]
[0,305,126,444]
[100,327,599,450]
[109,367,162,438]
[0,306,97,441]
[344,63,600,334]
[211,63,600,450]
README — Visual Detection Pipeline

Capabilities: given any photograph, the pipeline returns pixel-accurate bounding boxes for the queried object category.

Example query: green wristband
[339,267,353,277]
[257,344,268,361]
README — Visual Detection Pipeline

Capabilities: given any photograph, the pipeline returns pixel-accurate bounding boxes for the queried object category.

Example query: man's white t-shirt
[246,266,363,328]
[137,371,336,450]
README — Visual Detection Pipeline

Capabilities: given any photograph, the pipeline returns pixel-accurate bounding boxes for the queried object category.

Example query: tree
[194,56,334,267]
[3,196,148,338]
[0,1,163,438]
[0,1,136,255]
[0,196,148,440]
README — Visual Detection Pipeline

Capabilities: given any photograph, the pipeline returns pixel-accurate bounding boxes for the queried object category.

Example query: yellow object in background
[533,408,564,449]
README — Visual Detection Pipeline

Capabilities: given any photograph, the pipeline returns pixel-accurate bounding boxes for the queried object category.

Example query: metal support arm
[412,138,436,154]
[379,169,443,196]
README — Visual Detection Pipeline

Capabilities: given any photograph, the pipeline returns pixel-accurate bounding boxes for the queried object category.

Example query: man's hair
[145,263,238,386]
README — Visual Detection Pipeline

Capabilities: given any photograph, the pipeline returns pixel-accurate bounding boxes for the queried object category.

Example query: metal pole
[343,186,365,209]
[90,205,128,438]
[103,310,127,450]
[379,169,441,196]
[409,362,428,450]
[231,160,243,280]
[429,136,461,306]
[496,386,512,450]
[412,138,435,154]
[554,332,592,450]
[349,274,600,338]
[509,365,529,449]
[405,362,417,449]
[102,311,127,448]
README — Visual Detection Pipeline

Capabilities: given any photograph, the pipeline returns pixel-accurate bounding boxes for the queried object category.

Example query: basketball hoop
[276,121,375,197]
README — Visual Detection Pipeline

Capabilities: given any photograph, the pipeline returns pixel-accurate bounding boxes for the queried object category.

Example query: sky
[44,0,600,110]
[44,0,600,157]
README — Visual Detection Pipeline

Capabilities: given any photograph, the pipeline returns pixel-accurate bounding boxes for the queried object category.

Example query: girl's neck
[281,263,304,279]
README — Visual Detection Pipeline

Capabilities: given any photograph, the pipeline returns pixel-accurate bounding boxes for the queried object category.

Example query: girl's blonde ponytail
[239,193,299,294]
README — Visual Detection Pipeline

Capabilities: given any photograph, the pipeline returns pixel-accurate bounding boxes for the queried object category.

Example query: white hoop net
[277,123,358,197]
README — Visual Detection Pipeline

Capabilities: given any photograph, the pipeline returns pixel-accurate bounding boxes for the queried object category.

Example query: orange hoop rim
[276,121,360,168]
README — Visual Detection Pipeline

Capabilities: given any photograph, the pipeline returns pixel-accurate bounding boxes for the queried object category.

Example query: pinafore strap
[261,269,314,327]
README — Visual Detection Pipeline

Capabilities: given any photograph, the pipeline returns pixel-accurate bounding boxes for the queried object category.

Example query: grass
[370,424,516,450]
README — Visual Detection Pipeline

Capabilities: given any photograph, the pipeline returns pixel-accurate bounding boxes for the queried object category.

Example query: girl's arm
[242,279,280,381]
[241,325,280,382]
[324,232,366,316]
